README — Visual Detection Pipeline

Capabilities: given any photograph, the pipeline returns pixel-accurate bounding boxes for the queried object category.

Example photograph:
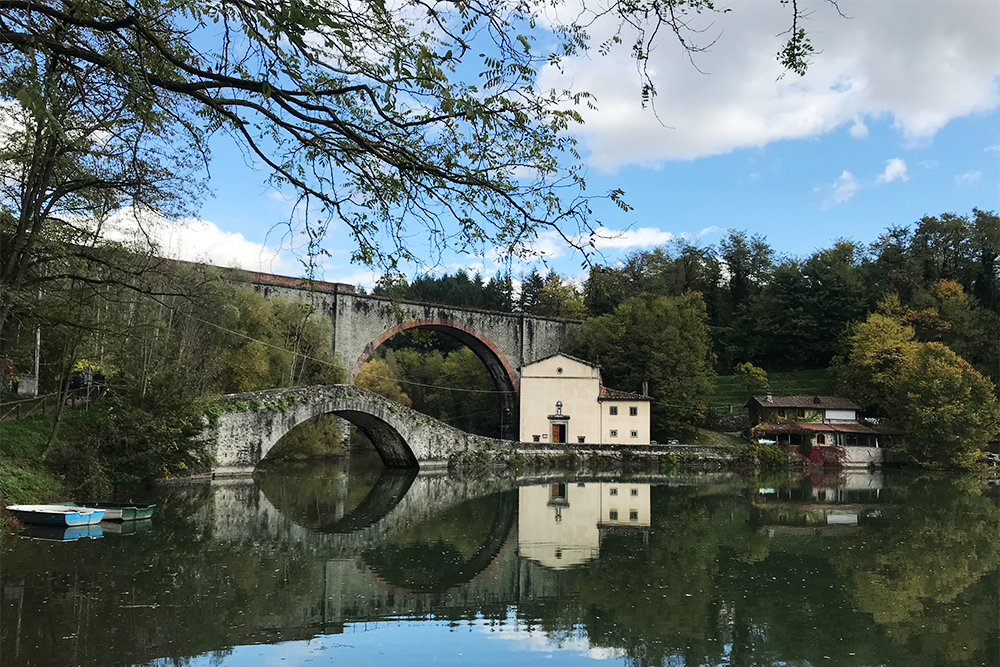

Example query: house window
[609,406,618,415]
[609,429,618,438]
[816,434,826,445]
[533,435,540,442]
[797,408,806,418]
[609,487,618,496]
[777,408,786,418]
[629,510,638,521]
[629,406,638,416]
[630,430,638,438]
[609,510,619,521]
[630,488,638,496]
[577,436,586,444]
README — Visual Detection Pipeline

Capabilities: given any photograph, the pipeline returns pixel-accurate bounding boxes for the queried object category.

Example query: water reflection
[519,482,651,569]
[1,461,997,667]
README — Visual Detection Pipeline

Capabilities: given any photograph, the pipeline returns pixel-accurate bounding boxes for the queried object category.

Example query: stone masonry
[204,384,521,475]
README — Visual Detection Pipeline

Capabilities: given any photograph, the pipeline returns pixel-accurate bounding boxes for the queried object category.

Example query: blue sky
[147,0,1000,286]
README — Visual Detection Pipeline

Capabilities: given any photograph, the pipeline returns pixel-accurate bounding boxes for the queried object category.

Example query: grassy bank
[0,411,87,504]
[709,369,834,410]
[685,427,746,448]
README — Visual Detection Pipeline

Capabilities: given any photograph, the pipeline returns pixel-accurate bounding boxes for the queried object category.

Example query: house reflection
[518,482,651,569]
[753,471,887,536]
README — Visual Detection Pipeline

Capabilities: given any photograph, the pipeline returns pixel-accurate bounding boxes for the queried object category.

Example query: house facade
[747,395,885,448]
[519,353,652,445]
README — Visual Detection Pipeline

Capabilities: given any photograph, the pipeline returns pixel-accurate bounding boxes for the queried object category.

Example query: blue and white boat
[6,504,105,526]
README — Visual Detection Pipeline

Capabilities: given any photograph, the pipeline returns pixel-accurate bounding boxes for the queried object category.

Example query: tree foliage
[834,311,1000,467]
[568,292,715,435]
[890,343,1000,468]
[217,289,344,393]
[0,0,832,341]
[355,357,412,407]
[734,362,769,398]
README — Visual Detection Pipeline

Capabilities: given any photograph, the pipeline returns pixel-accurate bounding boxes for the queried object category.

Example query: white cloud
[538,0,1000,170]
[822,170,860,209]
[698,225,720,238]
[482,617,622,660]
[849,118,869,139]
[919,159,939,169]
[579,226,676,250]
[102,209,297,274]
[955,171,982,188]
[876,158,908,184]
[328,268,382,287]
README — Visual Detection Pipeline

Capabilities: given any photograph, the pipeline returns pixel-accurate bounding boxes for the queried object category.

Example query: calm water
[2,452,998,667]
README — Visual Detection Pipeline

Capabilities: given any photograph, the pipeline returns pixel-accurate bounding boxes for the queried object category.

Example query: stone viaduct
[246,272,579,440]
[204,384,520,475]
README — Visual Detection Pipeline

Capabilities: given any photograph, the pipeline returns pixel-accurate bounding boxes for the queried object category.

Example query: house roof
[520,351,599,370]
[598,386,652,402]
[754,421,882,435]
[749,395,861,411]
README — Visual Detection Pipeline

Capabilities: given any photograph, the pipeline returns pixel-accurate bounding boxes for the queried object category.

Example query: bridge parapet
[204,384,519,476]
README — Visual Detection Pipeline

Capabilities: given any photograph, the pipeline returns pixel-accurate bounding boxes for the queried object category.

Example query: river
[2,451,998,666]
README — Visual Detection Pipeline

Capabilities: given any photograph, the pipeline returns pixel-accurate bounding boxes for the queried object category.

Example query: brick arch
[350,317,518,390]
[350,318,519,439]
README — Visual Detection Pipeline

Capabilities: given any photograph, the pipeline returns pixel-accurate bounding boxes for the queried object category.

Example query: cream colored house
[519,353,652,445]
[518,482,652,569]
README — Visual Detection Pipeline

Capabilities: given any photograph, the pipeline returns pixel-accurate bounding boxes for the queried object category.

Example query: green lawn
[709,369,834,410]
[0,411,84,504]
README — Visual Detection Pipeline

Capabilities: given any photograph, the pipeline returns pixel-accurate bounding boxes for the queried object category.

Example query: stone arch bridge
[205,384,519,476]
[248,275,579,439]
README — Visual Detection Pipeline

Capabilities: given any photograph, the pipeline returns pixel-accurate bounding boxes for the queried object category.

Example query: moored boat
[6,505,105,526]
[55,501,155,521]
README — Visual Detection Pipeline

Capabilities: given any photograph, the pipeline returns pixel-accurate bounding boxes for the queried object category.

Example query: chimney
[813,396,821,404]
[642,380,649,397]
[765,394,773,403]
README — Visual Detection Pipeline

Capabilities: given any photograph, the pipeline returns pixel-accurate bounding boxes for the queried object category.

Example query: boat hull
[6,505,104,526]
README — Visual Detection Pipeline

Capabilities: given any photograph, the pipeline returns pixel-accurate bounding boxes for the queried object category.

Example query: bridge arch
[350,317,519,439]
[205,385,519,475]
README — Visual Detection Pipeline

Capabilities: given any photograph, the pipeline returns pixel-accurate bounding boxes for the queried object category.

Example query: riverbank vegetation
[0,265,346,502]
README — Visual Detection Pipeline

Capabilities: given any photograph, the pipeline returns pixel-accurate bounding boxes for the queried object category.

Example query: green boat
[55,502,155,521]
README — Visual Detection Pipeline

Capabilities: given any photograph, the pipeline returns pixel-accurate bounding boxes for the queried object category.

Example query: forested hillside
[361,209,999,453]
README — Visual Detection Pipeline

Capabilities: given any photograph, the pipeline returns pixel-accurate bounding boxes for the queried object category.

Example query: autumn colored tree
[355,357,412,407]
[734,362,769,399]
[890,343,1000,468]
[834,308,999,468]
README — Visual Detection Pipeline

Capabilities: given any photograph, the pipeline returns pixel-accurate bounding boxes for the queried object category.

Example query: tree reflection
[1,472,996,667]
[517,475,999,667]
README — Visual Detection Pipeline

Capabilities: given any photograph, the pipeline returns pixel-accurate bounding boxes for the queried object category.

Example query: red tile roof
[754,421,881,435]
[750,395,860,411]
[598,386,652,401]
